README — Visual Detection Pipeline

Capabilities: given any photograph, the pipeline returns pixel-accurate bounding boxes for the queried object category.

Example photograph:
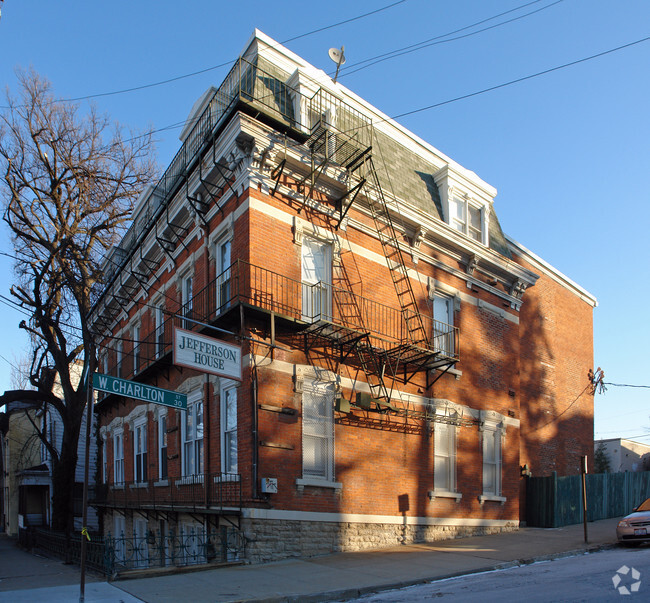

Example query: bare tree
[0,69,156,535]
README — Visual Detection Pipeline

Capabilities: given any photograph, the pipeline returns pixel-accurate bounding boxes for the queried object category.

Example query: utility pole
[581,455,589,544]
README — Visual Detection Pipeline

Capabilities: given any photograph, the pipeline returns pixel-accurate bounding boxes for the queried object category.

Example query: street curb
[240,542,620,603]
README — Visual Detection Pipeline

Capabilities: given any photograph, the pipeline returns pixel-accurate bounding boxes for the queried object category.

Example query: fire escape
[92,56,460,417]
[272,88,459,410]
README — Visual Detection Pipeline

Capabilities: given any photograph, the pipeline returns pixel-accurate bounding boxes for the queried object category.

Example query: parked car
[617,498,650,545]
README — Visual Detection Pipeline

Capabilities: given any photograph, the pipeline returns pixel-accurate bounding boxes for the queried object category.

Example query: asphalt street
[351,546,650,602]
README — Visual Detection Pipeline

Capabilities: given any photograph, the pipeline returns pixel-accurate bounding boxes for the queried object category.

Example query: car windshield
[636,498,650,512]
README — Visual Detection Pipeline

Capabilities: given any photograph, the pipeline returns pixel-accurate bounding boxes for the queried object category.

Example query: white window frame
[479,420,506,504]
[448,194,488,245]
[113,513,126,563]
[433,420,461,500]
[181,391,204,477]
[432,293,455,357]
[220,382,238,476]
[300,378,336,483]
[133,324,141,375]
[158,411,168,481]
[113,429,124,485]
[181,273,193,328]
[133,417,148,484]
[133,517,149,569]
[116,340,123,378]
[215,234,232,312]
[154,300,165,359]
[301,235,333,322]
[180,522,205,565]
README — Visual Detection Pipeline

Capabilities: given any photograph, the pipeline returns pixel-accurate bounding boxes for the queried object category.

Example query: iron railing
[19,527,106,575]
[104,525,245,575]
[104,260,459,381]
[97,51,374,319]
[92,472,241,512]
[18,525,244,576]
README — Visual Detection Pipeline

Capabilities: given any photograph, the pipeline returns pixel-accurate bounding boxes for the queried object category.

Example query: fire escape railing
[103,260,458,383]
[94,56,309,329]
[92,472,242,513]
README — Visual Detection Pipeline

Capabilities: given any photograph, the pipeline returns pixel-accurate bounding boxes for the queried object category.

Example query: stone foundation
[242,518,518,565]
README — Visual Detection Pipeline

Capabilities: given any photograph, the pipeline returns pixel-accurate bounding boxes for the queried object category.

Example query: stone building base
[241,518,518,565]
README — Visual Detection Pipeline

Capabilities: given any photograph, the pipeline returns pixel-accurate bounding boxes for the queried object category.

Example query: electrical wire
[338,0,564,78]
[26,1,410,105]
[389,34,650,122]
[336,0,548,75]
[603,382,650,389]
[123,32,650,157]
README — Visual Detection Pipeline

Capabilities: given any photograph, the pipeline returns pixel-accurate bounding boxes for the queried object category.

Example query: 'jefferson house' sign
[173,327,242,381]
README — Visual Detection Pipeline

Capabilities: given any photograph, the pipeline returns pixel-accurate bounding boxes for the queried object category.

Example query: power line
[603,382,650,389]
[0,352,21,373]
[139,32,650,154]
[46,1,410,104]
[390,34,650,121]
[338,0,563,78]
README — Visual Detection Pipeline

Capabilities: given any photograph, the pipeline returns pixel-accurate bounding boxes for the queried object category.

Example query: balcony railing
[104,261,459,382]
[92,473,241,512]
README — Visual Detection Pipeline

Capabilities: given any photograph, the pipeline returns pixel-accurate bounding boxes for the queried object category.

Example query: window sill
[296,478,342,491]
[178,475,204,485]
[129,482,148,489]
[154,479,169,487]
[429,490,462,502]
[478,494,506,505]
[111,484,125,490]
[214,474,241,483]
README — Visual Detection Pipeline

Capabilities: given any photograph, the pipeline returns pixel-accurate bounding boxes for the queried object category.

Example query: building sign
[173,327,242,381]
[92,373,187,409]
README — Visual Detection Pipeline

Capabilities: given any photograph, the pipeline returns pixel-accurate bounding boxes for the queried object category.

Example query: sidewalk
[0,518,621,602]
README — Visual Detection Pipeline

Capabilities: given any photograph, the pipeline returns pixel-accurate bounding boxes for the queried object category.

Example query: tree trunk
[51,411,82,536]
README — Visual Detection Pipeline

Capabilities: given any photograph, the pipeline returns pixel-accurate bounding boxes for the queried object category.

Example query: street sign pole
[581,455,589,544]
[79,361,94,602]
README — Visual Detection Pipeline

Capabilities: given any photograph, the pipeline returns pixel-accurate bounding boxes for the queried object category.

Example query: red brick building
[91,30,596,568]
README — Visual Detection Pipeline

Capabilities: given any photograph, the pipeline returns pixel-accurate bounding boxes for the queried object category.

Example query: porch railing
[92,472,241,512]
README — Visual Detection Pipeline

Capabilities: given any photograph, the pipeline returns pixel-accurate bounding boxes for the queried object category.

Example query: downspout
[252,354,258,499]
[203,231,210,510]
[204,373,210,508]
[203,239,211,509]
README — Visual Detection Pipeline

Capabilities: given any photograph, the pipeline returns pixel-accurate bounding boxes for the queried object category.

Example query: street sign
[92,373,187,409]
[174,327,242,381]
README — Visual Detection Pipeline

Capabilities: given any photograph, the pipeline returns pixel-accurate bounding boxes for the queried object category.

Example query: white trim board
[243,507,517,528]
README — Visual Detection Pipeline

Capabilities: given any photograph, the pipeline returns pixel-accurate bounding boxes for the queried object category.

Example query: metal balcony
[92,472,242,515]
[102,261,458,386]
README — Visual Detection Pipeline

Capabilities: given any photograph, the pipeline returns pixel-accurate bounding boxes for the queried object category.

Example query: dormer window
[434,164,495,247]
[449,195,483,243]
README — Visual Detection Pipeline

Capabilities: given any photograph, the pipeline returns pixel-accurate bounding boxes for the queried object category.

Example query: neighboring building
[90,30,596,567]
[0,401,42,536]
[0,368,98,536]
[595,438,650,473]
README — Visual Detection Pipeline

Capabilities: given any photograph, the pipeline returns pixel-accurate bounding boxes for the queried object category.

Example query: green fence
[526,470,650,527]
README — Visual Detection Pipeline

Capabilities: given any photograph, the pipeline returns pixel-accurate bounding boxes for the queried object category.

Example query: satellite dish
[328,46,345,83]
[328,47,346,66]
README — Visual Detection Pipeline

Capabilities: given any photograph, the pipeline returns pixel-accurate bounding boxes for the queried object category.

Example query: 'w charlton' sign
[173,327,242,381]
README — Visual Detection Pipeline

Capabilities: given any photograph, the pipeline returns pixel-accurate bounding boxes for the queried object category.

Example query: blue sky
[0,0,648,444]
